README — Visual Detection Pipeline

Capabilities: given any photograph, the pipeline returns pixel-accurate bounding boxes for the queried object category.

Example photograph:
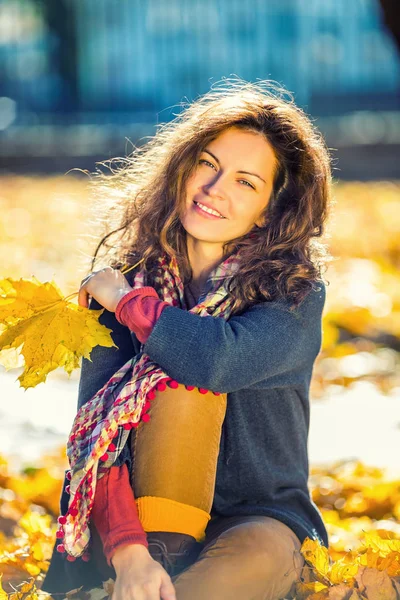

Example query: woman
[42,79,332,600]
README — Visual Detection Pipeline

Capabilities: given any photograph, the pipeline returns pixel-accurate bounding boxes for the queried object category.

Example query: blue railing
[0,0,398,126]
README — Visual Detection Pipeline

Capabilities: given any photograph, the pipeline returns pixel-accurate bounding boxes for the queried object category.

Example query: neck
[186,235,225,288]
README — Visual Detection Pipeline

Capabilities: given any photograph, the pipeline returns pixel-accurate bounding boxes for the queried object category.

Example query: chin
[187,231,226,244]
[180,214,235,244]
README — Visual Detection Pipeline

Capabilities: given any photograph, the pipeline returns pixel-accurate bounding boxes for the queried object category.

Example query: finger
[78,285,90,308]
[160,575,177,600]
[80,274,91,285]
[78,273,95,308]
[79,267,107,286]
[80,269,97,285]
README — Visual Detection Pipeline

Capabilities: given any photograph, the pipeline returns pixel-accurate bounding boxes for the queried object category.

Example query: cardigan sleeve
[143,283,326,393]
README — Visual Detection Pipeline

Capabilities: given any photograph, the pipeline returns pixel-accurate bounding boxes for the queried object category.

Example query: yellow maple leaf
[359,548,381,570]
[362,531,400,557]
[301,538,331,581]
[329,557,359,585]
[0,277,117,389]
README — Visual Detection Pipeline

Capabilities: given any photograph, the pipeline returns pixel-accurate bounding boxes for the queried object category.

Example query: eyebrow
[203,149,266,184]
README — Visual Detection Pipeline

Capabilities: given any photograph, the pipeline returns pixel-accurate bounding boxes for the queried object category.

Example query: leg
[171,516,304,600]
[130,383,227,541]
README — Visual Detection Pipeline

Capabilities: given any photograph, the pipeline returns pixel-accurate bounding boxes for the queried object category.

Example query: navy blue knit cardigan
[42,278,328,593]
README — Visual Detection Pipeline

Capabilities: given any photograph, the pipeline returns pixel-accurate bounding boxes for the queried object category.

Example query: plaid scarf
[60,252,240,558]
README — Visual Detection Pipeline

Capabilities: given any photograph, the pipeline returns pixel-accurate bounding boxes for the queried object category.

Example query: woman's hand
[111,544,177,600]
[78,267,133,312]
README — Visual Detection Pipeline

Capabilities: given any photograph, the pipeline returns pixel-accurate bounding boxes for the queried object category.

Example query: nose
[202,172,227,200]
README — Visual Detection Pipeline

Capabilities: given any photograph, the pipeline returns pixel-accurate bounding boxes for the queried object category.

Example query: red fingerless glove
[91,463,148,567]
[115,287,169,344]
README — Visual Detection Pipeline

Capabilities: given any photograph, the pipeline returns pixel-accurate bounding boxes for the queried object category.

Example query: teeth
[195,202,224,218]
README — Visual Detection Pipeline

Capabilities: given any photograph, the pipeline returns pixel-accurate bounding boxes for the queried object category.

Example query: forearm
[115,287,169,344]
[111,541,152,571]
[91,463,148,568]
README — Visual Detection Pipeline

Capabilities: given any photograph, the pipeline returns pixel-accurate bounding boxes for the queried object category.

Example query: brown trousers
[172,515,303,600]
[128,384,304,599]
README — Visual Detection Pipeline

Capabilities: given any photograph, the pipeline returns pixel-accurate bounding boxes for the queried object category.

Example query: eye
[198,159,216,170]
[239,179,255,190]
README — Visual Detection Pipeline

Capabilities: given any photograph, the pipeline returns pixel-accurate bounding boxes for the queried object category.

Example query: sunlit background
[0,1,400,594]
[0,0,399,176]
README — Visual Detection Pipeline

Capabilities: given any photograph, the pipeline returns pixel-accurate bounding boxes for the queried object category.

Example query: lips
[193,200,225,219]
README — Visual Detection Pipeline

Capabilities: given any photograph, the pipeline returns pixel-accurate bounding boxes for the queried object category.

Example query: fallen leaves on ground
[296,535,400,599]
[0,452,399,598]
[294,461,400,599]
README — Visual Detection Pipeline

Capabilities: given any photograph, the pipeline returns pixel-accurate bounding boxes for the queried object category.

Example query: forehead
[204,128,277,176]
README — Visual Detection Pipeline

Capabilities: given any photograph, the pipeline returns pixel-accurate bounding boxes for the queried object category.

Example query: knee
[173,520,304,600]
[216,518,304,576]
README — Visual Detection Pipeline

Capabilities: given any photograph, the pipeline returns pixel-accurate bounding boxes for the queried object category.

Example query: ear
[254,206,268,228]
[254,216,265,228]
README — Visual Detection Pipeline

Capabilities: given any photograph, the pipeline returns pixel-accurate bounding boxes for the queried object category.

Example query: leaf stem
[120,258,145,275]
[34,259,145,309]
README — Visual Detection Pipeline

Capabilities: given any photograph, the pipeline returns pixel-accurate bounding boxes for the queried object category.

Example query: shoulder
[300,280,326,314]
[241,280,326,322]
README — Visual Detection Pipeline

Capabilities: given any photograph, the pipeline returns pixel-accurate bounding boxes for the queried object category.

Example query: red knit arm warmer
[91,463,148,568]
[115,287,169,344]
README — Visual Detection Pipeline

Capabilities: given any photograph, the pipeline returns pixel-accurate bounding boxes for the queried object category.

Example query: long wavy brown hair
[86,78,334,314]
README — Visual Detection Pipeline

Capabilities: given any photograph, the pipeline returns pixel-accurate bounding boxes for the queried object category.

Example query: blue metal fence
[0,0,399,124]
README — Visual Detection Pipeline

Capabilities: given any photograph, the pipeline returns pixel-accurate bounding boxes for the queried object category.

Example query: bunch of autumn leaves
[0,266,139,390]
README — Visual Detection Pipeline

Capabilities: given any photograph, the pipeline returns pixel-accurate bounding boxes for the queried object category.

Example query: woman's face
[180,127,277,246]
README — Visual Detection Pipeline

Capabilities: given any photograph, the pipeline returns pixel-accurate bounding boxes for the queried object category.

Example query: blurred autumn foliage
[1,451,400,598]
[0,448,67,597]
[311,180,400,399]
[0,176,399,598]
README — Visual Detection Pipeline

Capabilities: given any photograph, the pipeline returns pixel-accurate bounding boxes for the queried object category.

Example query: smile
[193,201,225,219]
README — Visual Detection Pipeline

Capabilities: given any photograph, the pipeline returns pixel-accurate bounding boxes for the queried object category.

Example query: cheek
[185,177,197,200]
[186,170,207,193]
[233,203,264,226]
